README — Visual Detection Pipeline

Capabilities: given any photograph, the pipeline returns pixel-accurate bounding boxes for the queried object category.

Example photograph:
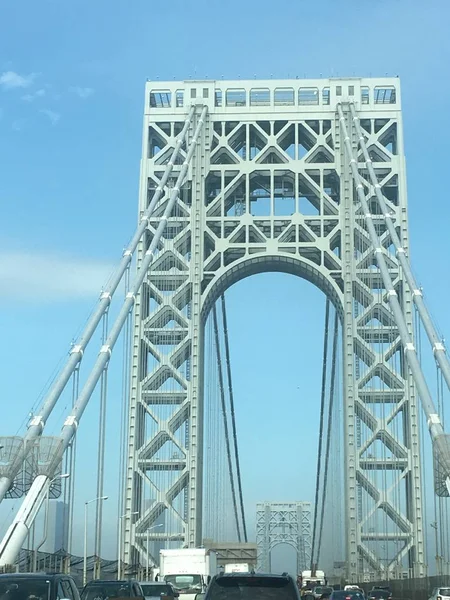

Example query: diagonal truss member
[0,106,196,505]
[0,105,207,567]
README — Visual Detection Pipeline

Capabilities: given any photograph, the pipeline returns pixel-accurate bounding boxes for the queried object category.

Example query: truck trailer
[224,563,249,573]
[160,549,217,600]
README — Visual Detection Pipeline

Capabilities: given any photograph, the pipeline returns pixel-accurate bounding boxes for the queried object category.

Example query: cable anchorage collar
[433,342,446,354]
[70,344,84,357]
[29,416,45,429]
[100,345,112,358]
[428,413,441,430]
[64,415,78,429]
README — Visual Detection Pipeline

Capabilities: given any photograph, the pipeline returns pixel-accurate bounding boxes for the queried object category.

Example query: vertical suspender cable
[0,106,196,504]
[220,293,248,542]
[212,304,241,542]
[350,104,450,393]
[311,297,331,570]
[66,366,79,567]
[94,312,109,575]
[0,106,208,567]
[317,310,339,563]
[117,267,131,567]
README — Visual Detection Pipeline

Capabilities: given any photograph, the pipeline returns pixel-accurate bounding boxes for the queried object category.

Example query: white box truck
[300,569,326,589]
[160,549,217,600]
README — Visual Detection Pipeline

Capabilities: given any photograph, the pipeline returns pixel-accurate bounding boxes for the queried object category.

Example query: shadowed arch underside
[123,79,424,582]
[201,253,344,323]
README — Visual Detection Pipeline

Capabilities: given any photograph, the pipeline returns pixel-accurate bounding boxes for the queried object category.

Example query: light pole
[118,511,138,580]
[33,473,70,572]
[84,496,108,586]
[146,524,163,581]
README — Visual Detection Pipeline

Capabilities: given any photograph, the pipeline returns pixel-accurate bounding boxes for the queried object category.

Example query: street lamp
[33,473,70,572]
[146,524,164,581]
[117,511,139,580]
[84,496,108,586]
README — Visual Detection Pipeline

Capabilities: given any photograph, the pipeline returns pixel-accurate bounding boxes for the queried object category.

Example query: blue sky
[1,0,450,575]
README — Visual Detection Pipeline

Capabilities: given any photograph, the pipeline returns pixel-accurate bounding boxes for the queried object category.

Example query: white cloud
[0,71,38,90]
[21,88,46,102]
[40,108,60,125]
[70,86,94,99]
[0,251,114,303]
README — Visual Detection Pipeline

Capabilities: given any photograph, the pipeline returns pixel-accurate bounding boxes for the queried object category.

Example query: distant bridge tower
[123,77,425,580]
[256,502,311,573]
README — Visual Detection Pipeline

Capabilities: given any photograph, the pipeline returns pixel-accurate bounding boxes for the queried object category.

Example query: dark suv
[368,589,392,600]
[81,581,144,600]
[203,572,301,600]
[0,572,80,600]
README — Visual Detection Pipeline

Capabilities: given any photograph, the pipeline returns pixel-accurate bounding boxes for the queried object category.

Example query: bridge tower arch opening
[123,78,425,582]
[256,502,312,575]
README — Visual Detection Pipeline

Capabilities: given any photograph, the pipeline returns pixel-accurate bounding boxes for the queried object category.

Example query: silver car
[428,588,450,600]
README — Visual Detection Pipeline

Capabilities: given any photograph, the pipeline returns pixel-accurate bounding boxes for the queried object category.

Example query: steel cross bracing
[0,105,206,567]
[3,77,450,578]
[0,106,196,508]
[256,502,311,573]
[123,77,428,579]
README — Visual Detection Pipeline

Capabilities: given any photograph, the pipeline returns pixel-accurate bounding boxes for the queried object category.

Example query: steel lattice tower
[123,78,424,580]
[256,502,311,573]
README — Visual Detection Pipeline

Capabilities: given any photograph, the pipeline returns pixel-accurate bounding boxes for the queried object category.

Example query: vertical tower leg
[187,111,208,546]
[337,108,358,581]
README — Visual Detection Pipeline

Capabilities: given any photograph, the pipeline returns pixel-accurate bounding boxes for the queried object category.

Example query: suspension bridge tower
[122,78,425,581]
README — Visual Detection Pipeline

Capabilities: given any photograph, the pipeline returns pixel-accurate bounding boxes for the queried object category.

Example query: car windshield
[369,592,390,599]
[164,576,202,592]
[321,590,333,595]
[206,576,298,600]
[439,591,450,597]
[141,585,172,597]
[332,593,364,600]
[82,583,132,600]
[0,578,50,600]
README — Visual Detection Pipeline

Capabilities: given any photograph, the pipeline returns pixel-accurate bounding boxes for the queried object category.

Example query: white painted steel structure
[256,502,311,573]
[122,77,425,580]
[5,77,450,582]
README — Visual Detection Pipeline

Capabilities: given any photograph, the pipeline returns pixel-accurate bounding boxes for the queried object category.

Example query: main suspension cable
[311,297,331,570]
[0,106,207,567]
[220,293,248,542]
[338,104,446,458]
[350,103,450,393]
[212,303,241,542]
[0,105,196,504]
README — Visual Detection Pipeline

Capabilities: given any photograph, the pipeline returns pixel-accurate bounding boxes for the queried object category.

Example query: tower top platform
[144,76,401,115]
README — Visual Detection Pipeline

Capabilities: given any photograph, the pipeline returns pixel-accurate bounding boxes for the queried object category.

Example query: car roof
[0,573,65,579]
[84,580,136,585]
[216,573,289,578]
